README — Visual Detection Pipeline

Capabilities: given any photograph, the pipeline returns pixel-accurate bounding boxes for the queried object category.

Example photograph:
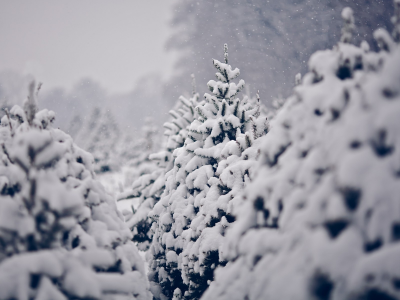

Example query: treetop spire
[392,0,400,42]
[24,81,38,126]
[340,7,355,43]
[224,43,228,64]
[207,44,245,100]
[191,73,197,95]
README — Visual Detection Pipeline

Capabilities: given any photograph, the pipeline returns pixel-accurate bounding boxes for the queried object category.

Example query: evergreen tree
[119,77,200,252]
[73,107,121,174]
[118,117,160,191]
[87,109,121,173]
[0,82,151,300]
[66,114,83,139]
[148,45,268,300]
[74,107,102,151]
[39,78,108,131]
[203,6,400,300]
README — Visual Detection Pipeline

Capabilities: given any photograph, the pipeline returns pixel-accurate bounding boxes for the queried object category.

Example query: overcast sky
[0,0,176,94]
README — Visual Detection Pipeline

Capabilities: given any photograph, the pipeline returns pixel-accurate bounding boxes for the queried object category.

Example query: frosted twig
[191,74,197,95]
[392,0,400,42]
[295,73,302,86]
[224,43,228,64]
[36,82,42,97]
[340,7,355,43]
[3,108,14,137]
[24,81,38,126]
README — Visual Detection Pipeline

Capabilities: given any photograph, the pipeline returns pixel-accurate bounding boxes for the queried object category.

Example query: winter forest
[0,0,399,299]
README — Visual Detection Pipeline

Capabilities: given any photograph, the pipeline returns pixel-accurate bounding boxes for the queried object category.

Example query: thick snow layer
[118,92,201,252]
[147,50,270,299]
[202,31,400,300]
[0,99,151,300]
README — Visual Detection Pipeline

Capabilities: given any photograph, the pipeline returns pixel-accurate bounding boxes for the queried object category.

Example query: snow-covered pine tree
[86,108,121,173]
[148,45,268,300]
[117,117,160,192]
[203,6,400,300]
[134,117,159,157]
[0,82,151,300]
[67,114,83,139]
[119,76,200,252]
[117,134,139,165]
[71,106,121,174]
[73,106,102,150]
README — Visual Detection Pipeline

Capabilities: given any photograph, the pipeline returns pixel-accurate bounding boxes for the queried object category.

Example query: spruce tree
[66,114,83,138]
[72,107,121,174]
[74,106,101,151]
[203,6,400,300]
[117,117,160,192]
[86,108,121,173]
[148,45,268,300]
[0,82,151,300]
[119,77,200,252]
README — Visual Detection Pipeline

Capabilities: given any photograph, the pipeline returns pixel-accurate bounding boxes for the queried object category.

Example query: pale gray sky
[0,0,176,94]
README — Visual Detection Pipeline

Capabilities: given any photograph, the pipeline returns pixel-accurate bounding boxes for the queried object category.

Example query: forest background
[0,0,393,137]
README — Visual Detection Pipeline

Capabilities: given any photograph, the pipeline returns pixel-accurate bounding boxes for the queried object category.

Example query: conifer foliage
[120,79,200,252]
[88,109,121,173]
[0,82,151,300]
[148,45,268,300]
[2,4,399,300]
[203,7,400,300]
[119,117,160,189]
[73,107,121,174]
